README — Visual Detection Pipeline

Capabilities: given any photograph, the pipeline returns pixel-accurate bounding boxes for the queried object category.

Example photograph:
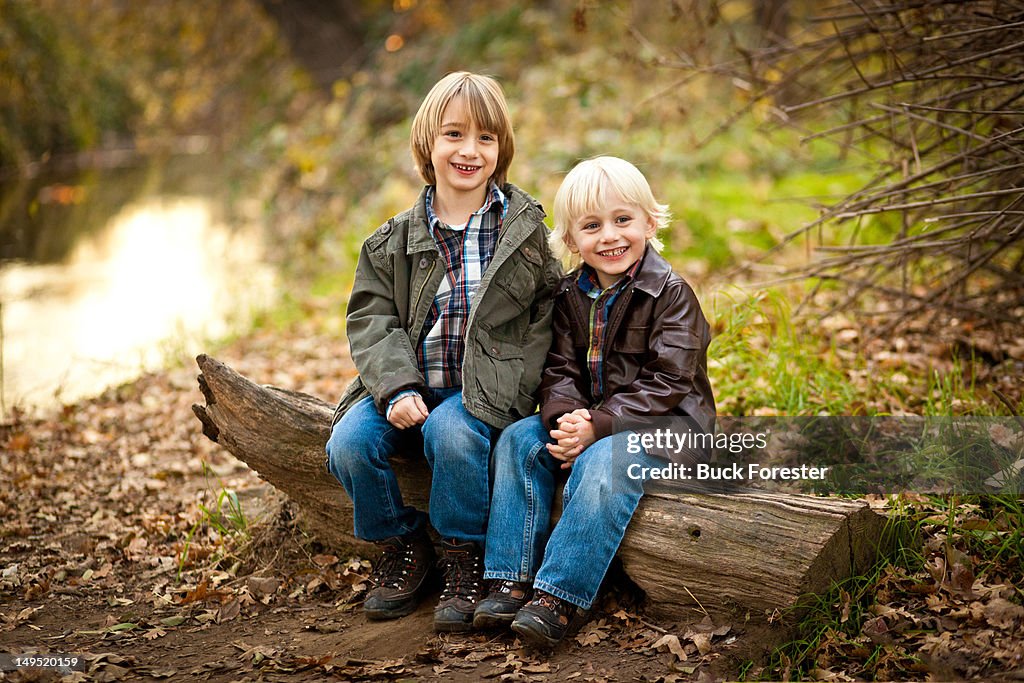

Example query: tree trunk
[192,354,889,620]
[256,0,369,93]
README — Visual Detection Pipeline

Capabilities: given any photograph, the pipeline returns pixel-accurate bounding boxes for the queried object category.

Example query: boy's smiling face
[431,96,499,206]
[566,189,656,289]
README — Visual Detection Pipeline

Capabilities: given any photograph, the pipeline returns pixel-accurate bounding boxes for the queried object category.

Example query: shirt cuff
[385,390,421,421]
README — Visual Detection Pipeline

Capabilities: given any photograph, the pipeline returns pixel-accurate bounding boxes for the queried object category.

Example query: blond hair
[409,72,515,187]
[551,156,670,267]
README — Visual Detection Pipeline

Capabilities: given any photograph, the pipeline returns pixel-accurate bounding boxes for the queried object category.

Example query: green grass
[707,289,873,416]
[943,494,1024,578]
[177,462,249,580]
[746,493,1024,681]
[920,352,995,417]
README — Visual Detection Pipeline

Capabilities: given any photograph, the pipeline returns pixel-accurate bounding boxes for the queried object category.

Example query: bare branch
[640,0,1024,334]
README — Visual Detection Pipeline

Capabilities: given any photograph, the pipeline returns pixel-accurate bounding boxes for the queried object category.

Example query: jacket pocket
[613,325,651,354]
[492,256,540,311]
[657,327,703,380]
[473,329,525,413]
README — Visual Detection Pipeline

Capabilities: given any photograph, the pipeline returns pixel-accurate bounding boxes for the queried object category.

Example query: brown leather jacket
[539,247,716,448]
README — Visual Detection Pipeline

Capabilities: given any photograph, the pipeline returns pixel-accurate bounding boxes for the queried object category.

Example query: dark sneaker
[473,580,531,630]
[433,539,485,632]
[511,590,587,648]
[363,529,436,620]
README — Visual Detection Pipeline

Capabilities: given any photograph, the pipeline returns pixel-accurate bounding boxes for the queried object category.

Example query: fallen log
[192,354,890,620]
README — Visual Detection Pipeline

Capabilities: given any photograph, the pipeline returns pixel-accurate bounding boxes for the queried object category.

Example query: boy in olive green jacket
[326,72,561,632]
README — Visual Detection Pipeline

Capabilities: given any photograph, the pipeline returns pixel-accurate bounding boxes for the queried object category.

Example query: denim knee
[562,438,640,512]
[325,423,354,480]
[324,396,388,481]
[421,393,494,465]
[501,414,547,445]
[493,415,550,468]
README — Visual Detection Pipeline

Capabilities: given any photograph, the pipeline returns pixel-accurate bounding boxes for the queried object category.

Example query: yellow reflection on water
[0,198,275,416]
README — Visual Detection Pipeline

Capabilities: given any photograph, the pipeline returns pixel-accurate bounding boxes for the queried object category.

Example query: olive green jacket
[332,184,562,429]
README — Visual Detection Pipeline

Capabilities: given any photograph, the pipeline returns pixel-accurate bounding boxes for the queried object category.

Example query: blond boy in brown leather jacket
[474,156,715,647]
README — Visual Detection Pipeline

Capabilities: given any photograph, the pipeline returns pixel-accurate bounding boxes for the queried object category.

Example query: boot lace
[372,544,417,589]
[493,580,527,597]
[438,550,483,601]
[489,581,528,598]
[530,592,571,624]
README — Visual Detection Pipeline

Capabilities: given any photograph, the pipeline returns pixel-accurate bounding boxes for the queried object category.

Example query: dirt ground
[4,326,1023,681]
[0,556,766,682]
[1,330,779,682]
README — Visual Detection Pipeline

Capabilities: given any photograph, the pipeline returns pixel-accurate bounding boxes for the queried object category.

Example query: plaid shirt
[576,260,642,400]
[416,184,508,388]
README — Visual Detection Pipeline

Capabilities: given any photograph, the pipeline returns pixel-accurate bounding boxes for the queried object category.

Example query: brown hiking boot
[433,539,485,632]
[473,580,531,629]
[511,590,589,648]
[363,529,435,620]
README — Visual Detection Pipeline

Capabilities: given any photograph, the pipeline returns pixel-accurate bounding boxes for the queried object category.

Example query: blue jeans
[483,415,659,610]
[325,388,496,545]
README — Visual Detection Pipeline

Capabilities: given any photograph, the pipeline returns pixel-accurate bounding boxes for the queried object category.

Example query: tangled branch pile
[652,1,1024,334]
[785,1,1023,333]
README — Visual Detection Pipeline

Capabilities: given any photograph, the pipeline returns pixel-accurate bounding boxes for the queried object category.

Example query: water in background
[0,154,276,417]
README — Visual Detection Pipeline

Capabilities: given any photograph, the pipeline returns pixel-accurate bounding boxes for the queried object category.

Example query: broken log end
[191,403,220,443]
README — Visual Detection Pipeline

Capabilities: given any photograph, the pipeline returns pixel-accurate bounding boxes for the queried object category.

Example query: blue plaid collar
[576,258,642,299]
[425,184,506,234]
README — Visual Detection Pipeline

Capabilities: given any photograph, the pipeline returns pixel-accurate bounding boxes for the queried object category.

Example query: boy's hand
[388,394,429,429]
[547,409,596,469]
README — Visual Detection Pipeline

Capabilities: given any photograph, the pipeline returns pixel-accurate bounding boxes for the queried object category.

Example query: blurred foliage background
[0,0,297,164]
[0,0,850,272]
[1,0,1021,415]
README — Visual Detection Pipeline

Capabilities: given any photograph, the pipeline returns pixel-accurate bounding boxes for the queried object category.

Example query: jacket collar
[633,244,674,297]
[562,244,673,298]
[406,183,538,255]
[406,187,436,253]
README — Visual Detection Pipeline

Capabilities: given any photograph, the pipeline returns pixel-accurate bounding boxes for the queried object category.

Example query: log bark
[192,354,889,620]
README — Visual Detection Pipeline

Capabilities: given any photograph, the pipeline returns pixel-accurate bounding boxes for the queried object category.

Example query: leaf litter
[0,329,745,681]
[1,325,1021,680]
